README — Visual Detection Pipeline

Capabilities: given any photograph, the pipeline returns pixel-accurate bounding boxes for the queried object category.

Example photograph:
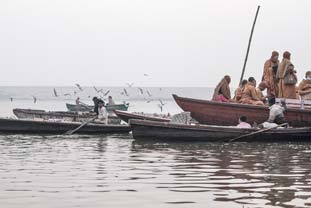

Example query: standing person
[233,79,248,103]
[92,97,99,115]
[240,77,264,106]
[298,71,311,100]
[262,51,280,103]
[282,64,298,99]
[277,51,292,98]
[212,75,231,102]
[97,100,108,124]
[108,96,116,105]
[75,97,80,105]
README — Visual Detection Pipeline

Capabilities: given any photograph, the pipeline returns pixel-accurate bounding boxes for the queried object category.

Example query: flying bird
[157,104,164,112]
[146,90,152,97]
[73,91,77,96]
[53,88,58,97]
[123,88,129,96]
[159,99,166,106]
[75,83,83,91]
[93,86,103,93]
[10,97,13,102]
[138,88,144,95]
[126,83,134,88]
[102,90,110,96]
[63,93,71,96]
[32,96,37,103]
[143,73,149,77]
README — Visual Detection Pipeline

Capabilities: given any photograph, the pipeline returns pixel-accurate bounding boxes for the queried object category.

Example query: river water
[1,87,311,207]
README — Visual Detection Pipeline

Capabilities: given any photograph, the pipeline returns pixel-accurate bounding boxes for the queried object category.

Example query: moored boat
[66,103,129,112]
[173,94,311,127]
[129,119,311,142]
[114,110,171,123]
[0,118,131,134]
[13,108,121,124]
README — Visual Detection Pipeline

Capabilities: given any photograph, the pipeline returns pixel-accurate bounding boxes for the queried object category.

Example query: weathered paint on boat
[173,94,311,127]
[0,118,131,134]
[129,119,311,142]
[114,110,171,123]
[13,108,121,124]
[66,103,129,112]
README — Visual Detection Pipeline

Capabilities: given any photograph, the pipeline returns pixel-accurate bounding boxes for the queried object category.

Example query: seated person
[212,75,231,102]
[233,79,248,102]
[256,81,269,104]
[236,116,252,128]
[240,77,264,106]
[298,71,311,100]
[108,96,116,105]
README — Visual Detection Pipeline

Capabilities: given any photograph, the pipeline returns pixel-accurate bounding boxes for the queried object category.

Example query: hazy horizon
[1,0,311,87]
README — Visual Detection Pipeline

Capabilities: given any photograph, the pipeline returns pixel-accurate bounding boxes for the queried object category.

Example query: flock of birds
[9,76,167,112]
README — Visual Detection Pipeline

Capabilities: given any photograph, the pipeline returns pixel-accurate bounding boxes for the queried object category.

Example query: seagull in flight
[32,96,37,103]
[144,73,149,77]
[53,88,58,97]
[93,86,103,93]
[123,88,129,96]
[10,97,13,102]
[126,83,134,88]
[75,83,83,91]
[63,93,71,96]
[146,90,152,97]
[138,88,144,95]
[102,90,110,96]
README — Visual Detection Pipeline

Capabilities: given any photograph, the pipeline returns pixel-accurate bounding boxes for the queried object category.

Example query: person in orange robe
[212,75,231,102]
[298,71,311,100]
[256,81,268,104]
[282,64,298,99]
[233,79,247,103]
[277,51,292,98]
[262,51,279,104]
[240,77,264,106]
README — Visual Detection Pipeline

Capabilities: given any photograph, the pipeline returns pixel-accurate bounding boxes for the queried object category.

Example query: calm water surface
[1,135,311,208]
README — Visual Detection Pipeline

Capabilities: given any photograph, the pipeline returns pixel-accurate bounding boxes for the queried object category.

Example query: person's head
[224,75,231,84]
[239,116,247,123]
[108,96,112,99]
[305,71,311,80]
[258,81,268,91]
[241,79,248,87]
[288,64,295,72]
[92,96,98,102]
[248,77,256,86]
[97,99,105,107]
[283,51,291,60]
[77,97,80,100]
[271,51,279,63]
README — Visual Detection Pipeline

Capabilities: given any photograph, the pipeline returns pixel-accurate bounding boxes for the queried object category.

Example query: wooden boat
[0,118,131,134]
[114,110,171,123]
[13,108,121,124]
[173,94,311,127]
[66,103,129,112]
[129,119,311,142]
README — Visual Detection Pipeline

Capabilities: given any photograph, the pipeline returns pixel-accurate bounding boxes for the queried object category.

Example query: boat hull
[114,110,171,123]
[173,94,311,127]
[0,118,131,134]
[129,119,311,142]
[66,103,129,112]
[13,108,121,124]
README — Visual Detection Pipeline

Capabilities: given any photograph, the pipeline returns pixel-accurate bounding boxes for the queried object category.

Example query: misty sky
[1,0,311,87]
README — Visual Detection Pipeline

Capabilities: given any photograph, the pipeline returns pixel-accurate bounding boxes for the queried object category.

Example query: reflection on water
[1,135,311,208]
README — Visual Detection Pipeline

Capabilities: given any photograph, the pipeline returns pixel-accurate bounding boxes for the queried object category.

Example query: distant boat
[114,110,171,123]
[13,108,121,124]
[173,94,311,127]
[129,119,311,142]
[0,118,130,134]
[66,103,129,112]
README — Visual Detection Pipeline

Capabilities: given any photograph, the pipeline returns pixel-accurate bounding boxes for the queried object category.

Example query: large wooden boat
[113,110,171,123]
[129,119,311,142]
[13,108,121,124]
[66,103,129,112]
[0,118,130,134]
[173,94,311,127]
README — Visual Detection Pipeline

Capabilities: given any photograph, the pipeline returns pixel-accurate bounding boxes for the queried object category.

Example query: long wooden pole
[239,5,261,85]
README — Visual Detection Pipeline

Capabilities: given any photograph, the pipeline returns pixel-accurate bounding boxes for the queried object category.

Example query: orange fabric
[277,58,292,97]
[212,78,231,101]
[298,79,311,100]
[240,82,264,106]
[233,86,243,102]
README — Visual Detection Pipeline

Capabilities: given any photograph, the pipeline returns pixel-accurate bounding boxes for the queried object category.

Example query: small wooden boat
[129,119,311,142]
[0,118,131,134]
[173,94,311,127]
[114,110,171,123]
[13,108,121,124]
[66,103,129,112]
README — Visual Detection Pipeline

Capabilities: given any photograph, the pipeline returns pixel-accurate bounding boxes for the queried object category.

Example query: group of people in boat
[213,51,311,106]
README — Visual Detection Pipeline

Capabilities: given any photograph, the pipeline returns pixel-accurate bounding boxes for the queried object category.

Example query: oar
[64,117,97,135]
[228,123,288,142]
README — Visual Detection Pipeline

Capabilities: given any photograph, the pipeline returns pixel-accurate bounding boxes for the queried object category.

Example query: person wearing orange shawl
[262,51,279,103]
[298,71,311,100]
[256,81,269,104]
[240,77,264,106]
[277,51,294,98]
[233,79,247,103]
[212,75,231,102]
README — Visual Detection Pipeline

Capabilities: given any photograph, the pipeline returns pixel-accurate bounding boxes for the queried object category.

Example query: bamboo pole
[239,5,261,85]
